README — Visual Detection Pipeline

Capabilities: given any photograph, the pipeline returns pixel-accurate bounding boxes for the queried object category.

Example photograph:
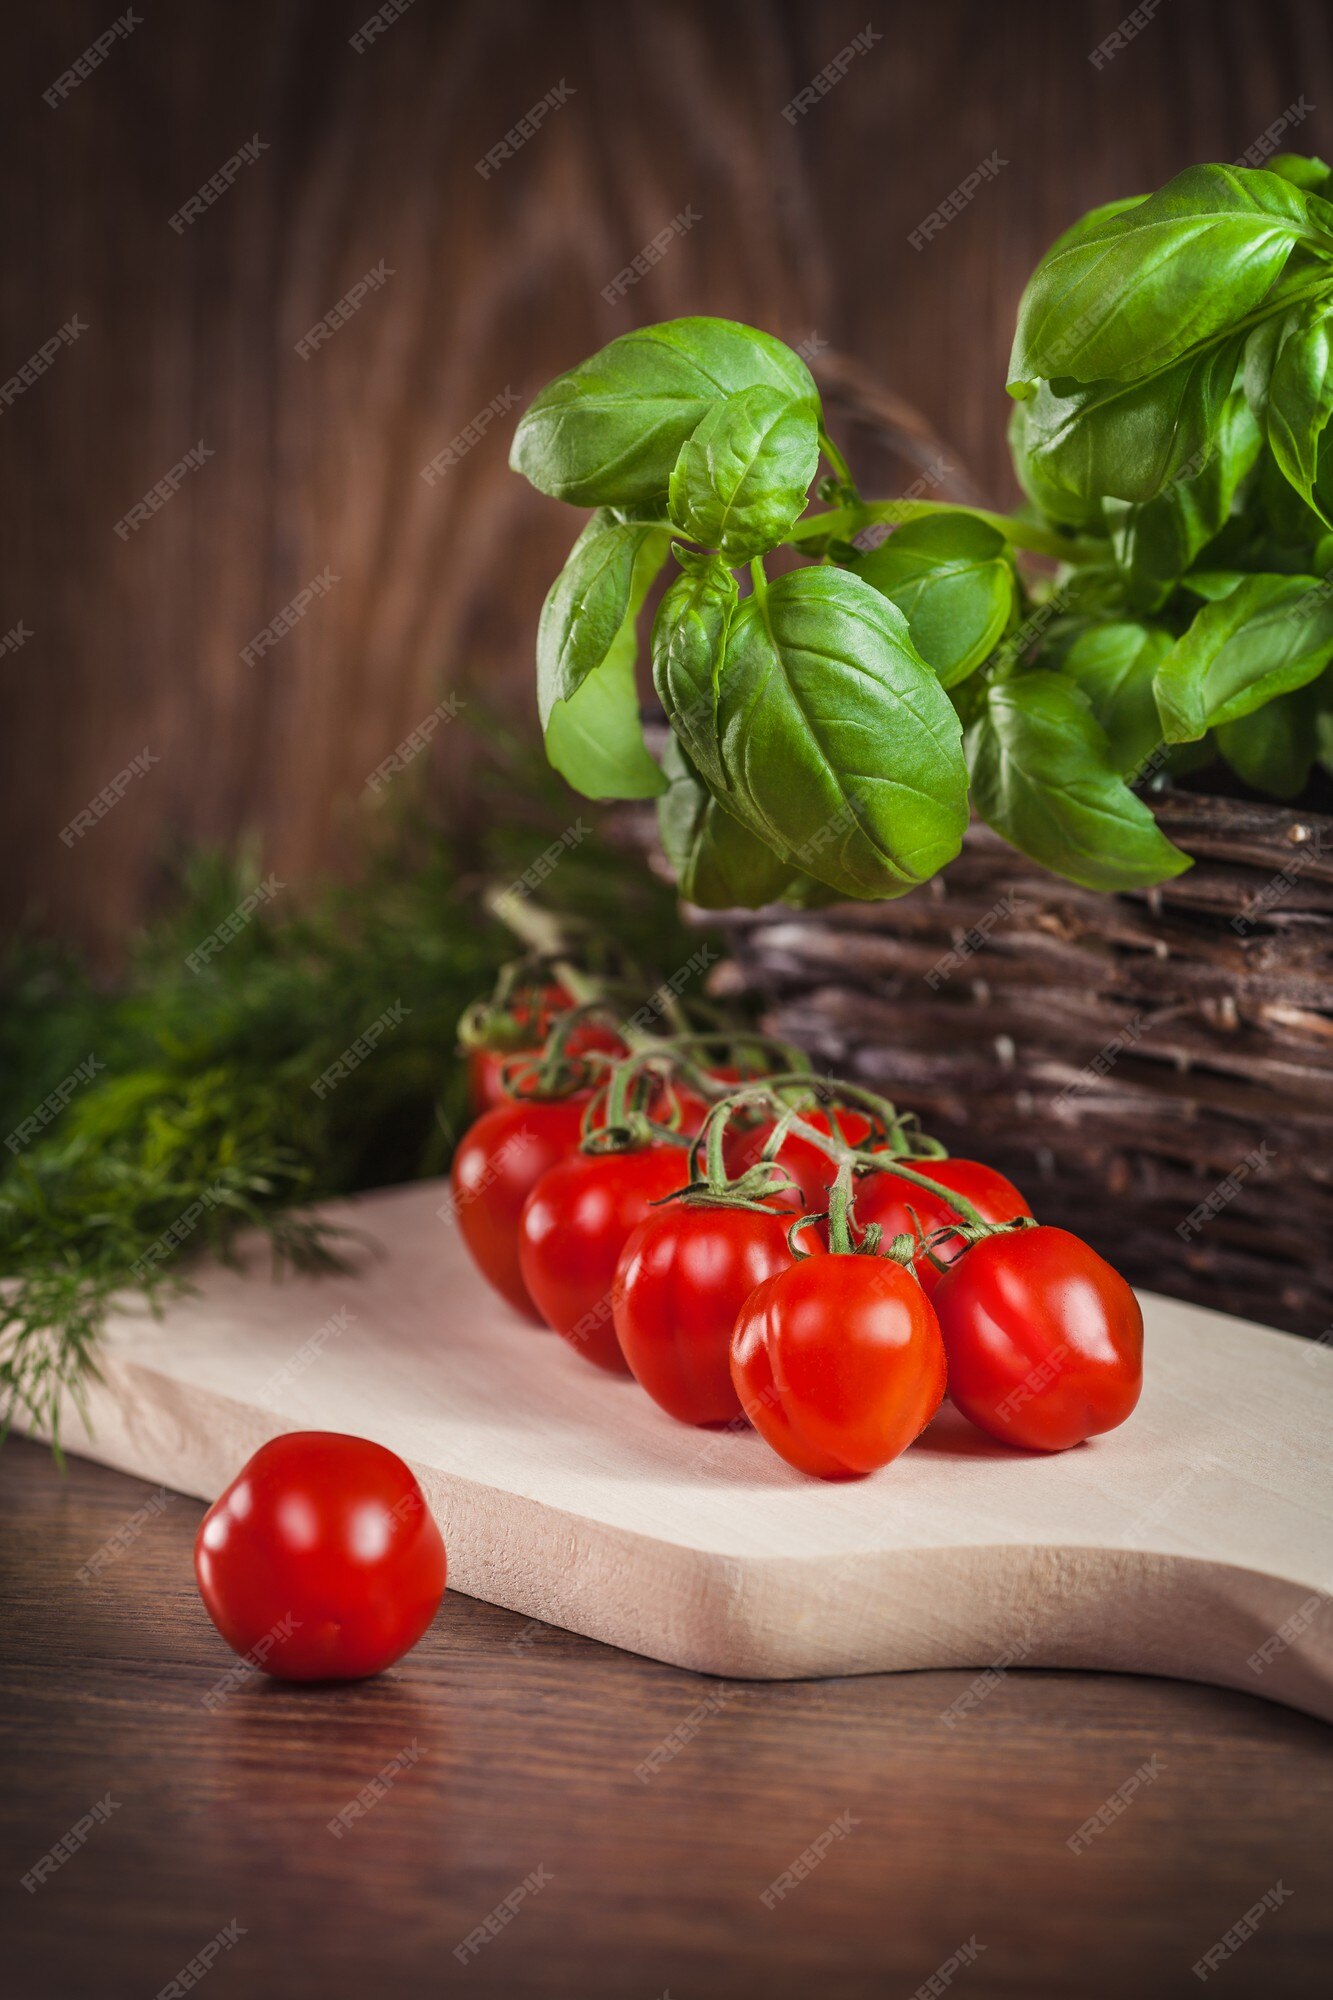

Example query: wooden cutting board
[26,1178,1333,1719]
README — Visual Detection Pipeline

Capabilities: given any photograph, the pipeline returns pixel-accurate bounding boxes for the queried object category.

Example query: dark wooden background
[5,0,1332,958]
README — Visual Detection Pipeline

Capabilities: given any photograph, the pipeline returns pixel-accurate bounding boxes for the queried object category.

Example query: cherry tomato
[727,1105,875,1209]
[932,1226,1143,1452]
[613,1196,804,1425]
[466,984,627,1114]
[467,1018,626,1114]
[195,1431,447,1681]
[451,1096,590,1320]
[519,1144,692,1372]
[851,1157,1032,1293]
[731,1254,946,1479]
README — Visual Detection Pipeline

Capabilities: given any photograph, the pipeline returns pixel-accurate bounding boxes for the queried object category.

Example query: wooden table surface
[2,1439,1330,1999]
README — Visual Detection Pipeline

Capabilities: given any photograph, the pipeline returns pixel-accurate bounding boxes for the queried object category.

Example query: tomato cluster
[449,978,1145,1481]
[190,974,1145,1690]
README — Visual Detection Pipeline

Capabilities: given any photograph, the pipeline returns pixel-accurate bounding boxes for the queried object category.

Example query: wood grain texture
[18,1178,1333,1721]
[4,1440,1333,2000]
[5,0,1332,955]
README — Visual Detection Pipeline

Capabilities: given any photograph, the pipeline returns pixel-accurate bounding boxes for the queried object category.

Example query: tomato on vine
[851,1157,1031,1292]
[451,1095,591,1321]
[727,1104,876,1209]
[464,984,626,1114]
[731,1251,946,1480]
[932,1225,1143,1451]
[614,1191,812,1425]
[519,1141,693,1372]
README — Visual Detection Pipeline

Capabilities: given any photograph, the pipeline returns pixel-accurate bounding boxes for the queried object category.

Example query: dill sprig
[1,767,703,1446]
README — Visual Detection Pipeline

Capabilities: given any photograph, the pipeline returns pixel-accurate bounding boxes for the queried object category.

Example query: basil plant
[510,157,1333,905]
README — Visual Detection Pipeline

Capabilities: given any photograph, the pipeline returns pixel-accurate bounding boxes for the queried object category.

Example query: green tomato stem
[817,425,860,503]
[826,1168,856,1255]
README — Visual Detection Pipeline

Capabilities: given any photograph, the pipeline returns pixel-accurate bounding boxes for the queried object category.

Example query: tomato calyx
[686,1073,1038,1269]
[576,1033,810,1161]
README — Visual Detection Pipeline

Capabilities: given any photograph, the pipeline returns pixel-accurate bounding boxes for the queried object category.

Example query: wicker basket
[705,795,1333,1337]
[628,357,1333,1336]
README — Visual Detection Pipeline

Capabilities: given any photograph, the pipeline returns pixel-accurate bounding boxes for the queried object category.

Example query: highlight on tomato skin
[730,1254,947,1481]
[931,1225,1144,1452]
[194,1431,447,1682]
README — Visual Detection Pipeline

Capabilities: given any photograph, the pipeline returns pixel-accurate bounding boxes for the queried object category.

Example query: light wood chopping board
[25,1178,1333,1719]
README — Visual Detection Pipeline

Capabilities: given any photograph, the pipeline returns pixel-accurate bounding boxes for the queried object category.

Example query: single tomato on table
[451,1095,590,1320]
[730,1253,946,1480]
[851,1157,1031,1292]
[194,1431,447,1681]
[932,1225,1143,1451]
[613,1191,814,1426]
[519,1142,692,1372]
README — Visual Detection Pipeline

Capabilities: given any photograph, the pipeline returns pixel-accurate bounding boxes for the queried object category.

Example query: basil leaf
[667,385,820,561]
[537,513,669,725]
[780,873,847,910]
[966,672,1190,891]
[537,513,671,801]
[1268,154,1333,195]
[1062,622,1172,778]
[657,735,793,907]
[1007,164,1315,394]
[1009,336,1245,523]
[1215,678,1324,799]
[1181,570,1249,599]
[510,318,819,508]
[1038,193,1147,261]
[1154,571,1333,741]
[653,565,968,900]
[1103,371,1261,609]
[849,513,1015,686]
[649,553,740,795]
[1267,300,1333,525]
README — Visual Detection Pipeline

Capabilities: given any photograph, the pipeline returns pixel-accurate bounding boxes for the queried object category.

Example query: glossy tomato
[726,1105,875,1210]
[613,1196,805,1425]
[194,1431,447,1680]
[852,1157,1031,1293]
[451,1096,590,1320]
[932,1225,1143,1451]
[519,1143,691,1372]
[730,1254,946,1479]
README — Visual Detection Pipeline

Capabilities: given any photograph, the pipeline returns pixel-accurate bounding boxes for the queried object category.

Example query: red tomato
[613,1197,803,1425]
[466,999,626,1114]
[451,1096,590,1320]
[194,1431,447,1681]
[727,1105,875,1209]
[519,1144,692,1372]
[851,1157,1032,1293]
[932,1226,1143,1452]
[730,1255,946,1479]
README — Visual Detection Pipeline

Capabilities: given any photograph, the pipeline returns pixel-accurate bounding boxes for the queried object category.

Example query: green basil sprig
[510,158,1333,906]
